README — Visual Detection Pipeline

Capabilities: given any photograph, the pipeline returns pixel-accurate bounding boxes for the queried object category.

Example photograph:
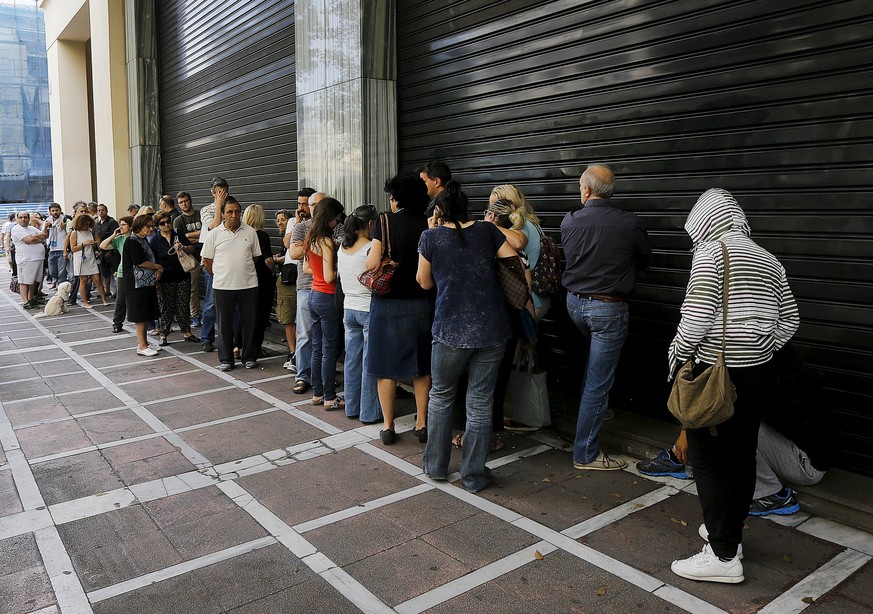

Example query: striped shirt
[668,189,799,376]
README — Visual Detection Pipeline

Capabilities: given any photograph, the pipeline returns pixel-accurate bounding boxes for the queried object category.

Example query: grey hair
[581,165,615,199]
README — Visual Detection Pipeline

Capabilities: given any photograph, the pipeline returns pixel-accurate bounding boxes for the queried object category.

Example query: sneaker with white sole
[698,524,743,559]
[573,450,627,471]
[137,347,158,357]
[671,543,744,583]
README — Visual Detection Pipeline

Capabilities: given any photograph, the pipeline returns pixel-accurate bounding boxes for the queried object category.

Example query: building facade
[41,0,873,477]
[0,0,52,204]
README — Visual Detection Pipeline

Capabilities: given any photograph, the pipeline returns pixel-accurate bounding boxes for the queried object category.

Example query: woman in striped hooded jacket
[668,188,800,584]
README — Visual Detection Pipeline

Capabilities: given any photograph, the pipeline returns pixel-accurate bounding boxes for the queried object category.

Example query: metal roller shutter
[156,0,297,230]
[396,0,873,476]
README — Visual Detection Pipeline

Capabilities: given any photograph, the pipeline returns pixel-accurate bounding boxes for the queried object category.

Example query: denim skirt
[366,296,433,379]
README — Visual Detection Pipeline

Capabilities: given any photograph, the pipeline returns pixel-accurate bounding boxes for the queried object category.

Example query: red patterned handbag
[358,213,397,295]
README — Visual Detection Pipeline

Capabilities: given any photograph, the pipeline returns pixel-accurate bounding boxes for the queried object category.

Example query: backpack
[530,226,563,297]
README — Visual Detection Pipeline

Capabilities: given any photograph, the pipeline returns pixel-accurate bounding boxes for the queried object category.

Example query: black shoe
[749,487,800,516]
[159,336,168,347]
[112,323,123,333]
[413,427,428,443]
[380,429,396,445]
[201,342,214,352]
[360,416,384,425]
[184,335,199,343]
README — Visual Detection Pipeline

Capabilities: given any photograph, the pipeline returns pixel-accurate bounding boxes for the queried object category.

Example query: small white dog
[34,281,73,318]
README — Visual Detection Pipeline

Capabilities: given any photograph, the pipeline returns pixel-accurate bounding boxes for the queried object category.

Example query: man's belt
[570,291,628,303]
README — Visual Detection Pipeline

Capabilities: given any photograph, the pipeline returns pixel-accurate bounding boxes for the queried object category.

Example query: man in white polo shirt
[201,197,261,372]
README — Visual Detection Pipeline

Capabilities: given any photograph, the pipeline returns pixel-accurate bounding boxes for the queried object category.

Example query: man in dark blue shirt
[560,164,650,471]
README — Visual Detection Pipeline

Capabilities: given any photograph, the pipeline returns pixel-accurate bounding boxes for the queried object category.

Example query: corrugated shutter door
[156,0,296,223]
[396,0,873,476]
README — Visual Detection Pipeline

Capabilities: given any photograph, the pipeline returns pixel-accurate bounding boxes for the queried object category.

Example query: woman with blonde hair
[242,204,275,355]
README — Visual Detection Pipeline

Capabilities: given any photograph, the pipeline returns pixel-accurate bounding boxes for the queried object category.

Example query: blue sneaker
[192,317,202,327]
[749,487,800,516]
[636,447,691,479]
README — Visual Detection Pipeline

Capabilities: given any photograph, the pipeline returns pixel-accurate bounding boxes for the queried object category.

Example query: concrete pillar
[296,0,397,209]
[46,39,92,209]
[125,0,161,209]
[89,0,132,217]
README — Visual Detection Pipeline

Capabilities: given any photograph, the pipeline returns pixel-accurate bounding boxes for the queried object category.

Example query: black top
[560,198,651,297]
[122,234,156,290]
[255,229,273,283]
[94,216,118,252]
[371,209,430,300]
[148,231,186,283]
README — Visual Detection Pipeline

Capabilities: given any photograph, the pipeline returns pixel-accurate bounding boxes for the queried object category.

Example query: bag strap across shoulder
[719,241,730,354]
[380,213,392,260]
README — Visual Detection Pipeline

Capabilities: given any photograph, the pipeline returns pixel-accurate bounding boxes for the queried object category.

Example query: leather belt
[570,291,628,303]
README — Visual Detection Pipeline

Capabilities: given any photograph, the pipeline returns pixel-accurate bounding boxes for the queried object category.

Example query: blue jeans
[309,290,340,400]
[47,250,67,284]
[200,269,215,344]
[424,340,506,493]
[566,294,629,464]
[295,288,312,383]
[343,309,380,421]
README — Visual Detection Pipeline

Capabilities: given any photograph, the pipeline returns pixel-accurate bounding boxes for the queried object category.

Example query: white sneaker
[699,524,743,559]
[150,344,164,352]
[137,347,158,357]
[148,329,160,337]
[671,543,744,583]
[283,359,297,372]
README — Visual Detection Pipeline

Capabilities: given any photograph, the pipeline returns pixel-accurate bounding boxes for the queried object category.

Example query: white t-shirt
[10,224,45,262]
[337,241,373,312]
[200,222,261,290]
[199,204,216,244]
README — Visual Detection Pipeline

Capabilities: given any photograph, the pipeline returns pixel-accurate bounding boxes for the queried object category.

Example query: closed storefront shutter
[156,0,297,226]
[396,0,873,475]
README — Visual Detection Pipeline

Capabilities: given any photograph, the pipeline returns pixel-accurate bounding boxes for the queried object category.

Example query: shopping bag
[505,345,551,428]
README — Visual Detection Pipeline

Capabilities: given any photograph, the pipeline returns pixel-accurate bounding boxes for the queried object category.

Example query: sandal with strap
[325,396,345,411]
[292,380,309,395]
[311,396,324,406]
[451,433,464,449]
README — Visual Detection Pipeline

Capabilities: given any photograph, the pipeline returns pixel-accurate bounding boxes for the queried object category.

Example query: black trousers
[215,287,258,364]
[113,281,127,326]
[686,358,776,559]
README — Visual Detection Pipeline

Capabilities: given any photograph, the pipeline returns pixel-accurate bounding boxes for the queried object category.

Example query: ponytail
[435,180,470,245]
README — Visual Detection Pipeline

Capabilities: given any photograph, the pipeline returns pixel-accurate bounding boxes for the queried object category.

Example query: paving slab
[77,409,155,445]
[31,357,81,377]
[101,437,198,486]
[0,363,39,380]
[806,558,873,612]
[226,577,358,613]
[432,548,681,614]
[143,486,268,559]
[57,505,183,592]
[0,533,55,614]
[239,448,421,528]
[91,570,220,614]
[0,468,23,517]
[16,418,93,458]
[582,490,845,612]
[121,371,230,403]
[193,543,315,611]
[179,411,326,465]
[305,507,420,568]
[32,450,124,505]
[100,356,197,383]
[479,447,661,531]
[147,387,272,429]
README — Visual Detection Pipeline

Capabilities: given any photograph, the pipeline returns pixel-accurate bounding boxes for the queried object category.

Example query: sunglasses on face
[158,221,170,226]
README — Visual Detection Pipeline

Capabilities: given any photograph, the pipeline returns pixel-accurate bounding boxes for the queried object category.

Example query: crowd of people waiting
[2,162,830,586]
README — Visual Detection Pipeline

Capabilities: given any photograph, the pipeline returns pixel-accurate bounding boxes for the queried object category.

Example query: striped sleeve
[668,247,720,376]
[773,264,800,350]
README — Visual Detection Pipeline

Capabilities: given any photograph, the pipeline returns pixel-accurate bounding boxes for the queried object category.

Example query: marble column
[125,0,161,208]
[296,0,397,210]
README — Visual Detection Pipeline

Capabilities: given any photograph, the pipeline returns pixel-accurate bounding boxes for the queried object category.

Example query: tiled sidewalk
[2,274,873,614]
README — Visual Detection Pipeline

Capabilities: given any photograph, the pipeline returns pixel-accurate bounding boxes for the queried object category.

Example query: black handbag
[280,263,298,286]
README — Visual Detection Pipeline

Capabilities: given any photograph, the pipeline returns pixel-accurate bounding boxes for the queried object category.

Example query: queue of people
[6,162,816,588]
